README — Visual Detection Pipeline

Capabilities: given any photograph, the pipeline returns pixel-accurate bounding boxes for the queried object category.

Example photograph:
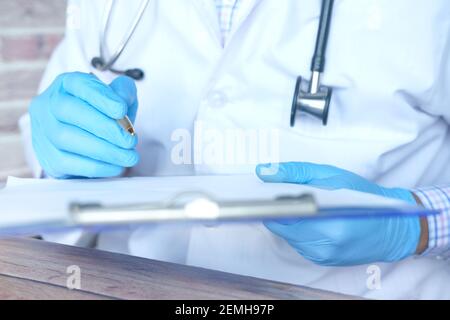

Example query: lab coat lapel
[224,0,263,45]
[192,0,223,47]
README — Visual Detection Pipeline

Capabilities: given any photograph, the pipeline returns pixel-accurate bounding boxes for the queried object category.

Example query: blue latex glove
[256,162,420,266]
[29,72,139,178]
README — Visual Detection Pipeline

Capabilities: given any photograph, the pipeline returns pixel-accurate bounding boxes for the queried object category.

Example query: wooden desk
[0,238,356,300]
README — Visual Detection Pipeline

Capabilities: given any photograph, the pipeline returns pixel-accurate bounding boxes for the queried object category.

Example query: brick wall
[0,0,67,181]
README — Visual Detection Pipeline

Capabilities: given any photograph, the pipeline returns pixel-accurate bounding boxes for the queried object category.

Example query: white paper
[0,174,407,231]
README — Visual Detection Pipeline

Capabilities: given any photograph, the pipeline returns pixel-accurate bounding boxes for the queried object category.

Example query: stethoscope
[91,0,335,126]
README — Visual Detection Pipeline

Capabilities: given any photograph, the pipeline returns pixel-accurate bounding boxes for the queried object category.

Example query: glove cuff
[384,215,421,262]
[385,187,417,204]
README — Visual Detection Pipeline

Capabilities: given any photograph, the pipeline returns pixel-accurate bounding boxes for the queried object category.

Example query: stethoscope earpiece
[91,56,145,80]
[91,57,106,70]
[125,69,145,81]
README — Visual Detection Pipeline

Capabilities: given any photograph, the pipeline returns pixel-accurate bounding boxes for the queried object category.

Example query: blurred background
[0,0,66,182]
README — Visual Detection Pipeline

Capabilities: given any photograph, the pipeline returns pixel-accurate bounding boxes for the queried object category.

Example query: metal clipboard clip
[69,192,318,226]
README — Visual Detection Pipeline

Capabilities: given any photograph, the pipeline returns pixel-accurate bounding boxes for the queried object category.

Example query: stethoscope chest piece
[291,0,335,127]
[291,75,332,126]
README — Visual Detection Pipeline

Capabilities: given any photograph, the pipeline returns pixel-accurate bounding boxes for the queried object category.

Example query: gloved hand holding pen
[256,162,427,267]
[29,72,139,178]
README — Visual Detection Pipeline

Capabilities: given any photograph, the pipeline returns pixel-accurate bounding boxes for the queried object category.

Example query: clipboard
[69,192,438,227]
[70,193,318,225]
[0,175,439,236]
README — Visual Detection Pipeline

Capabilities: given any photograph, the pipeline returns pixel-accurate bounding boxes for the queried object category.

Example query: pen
[117,115,136,136]
[89,73,136,136]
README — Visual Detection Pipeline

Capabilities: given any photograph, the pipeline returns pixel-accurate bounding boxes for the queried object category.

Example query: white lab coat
[20,0,450,299]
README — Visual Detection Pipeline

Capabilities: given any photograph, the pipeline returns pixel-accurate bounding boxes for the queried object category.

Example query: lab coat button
[207,91,227,109]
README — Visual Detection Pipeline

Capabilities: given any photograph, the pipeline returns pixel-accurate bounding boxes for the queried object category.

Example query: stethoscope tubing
[93,0,335,126]
[98,0,150,71]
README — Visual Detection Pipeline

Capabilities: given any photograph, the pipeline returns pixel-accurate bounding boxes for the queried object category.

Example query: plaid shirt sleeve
[414,186,450,259]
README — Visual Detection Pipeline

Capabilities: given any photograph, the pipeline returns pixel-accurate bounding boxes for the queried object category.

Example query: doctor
[22,0,450,299]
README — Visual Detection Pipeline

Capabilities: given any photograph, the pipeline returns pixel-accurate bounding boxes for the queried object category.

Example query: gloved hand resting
[29,72,139,178]
[256,162,421,266]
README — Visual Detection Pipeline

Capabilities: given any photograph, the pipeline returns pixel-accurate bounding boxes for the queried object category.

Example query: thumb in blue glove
[256,162,421,266]
[109,75,138,124]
